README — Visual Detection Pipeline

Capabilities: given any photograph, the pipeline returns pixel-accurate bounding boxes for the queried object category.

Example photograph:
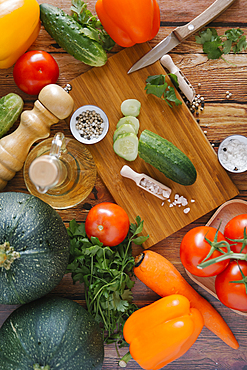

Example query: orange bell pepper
[95,0,160,47]
[123,294,204,370]
[0,0,40,69]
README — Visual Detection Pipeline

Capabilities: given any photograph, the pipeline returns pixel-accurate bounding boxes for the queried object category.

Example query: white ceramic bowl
[70,105,109,144]
[218,134,247,173]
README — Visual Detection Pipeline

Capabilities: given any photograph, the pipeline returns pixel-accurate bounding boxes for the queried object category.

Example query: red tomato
[180,226,229,277]
[13,51,59,95]
[85,202,130,247]
[224,214,247,254]
[215,260,247,312]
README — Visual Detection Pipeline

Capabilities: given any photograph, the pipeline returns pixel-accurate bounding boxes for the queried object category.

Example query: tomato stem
[198,251,247,269]
[200,224,231,265]
[230,262,247,295]
[198,224,247,270]
[226,227,247,252]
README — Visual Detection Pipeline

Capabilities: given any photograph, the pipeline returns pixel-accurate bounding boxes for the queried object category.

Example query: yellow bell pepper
[0,0,40,69]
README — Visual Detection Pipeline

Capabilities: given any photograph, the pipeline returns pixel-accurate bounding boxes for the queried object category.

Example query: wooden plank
[67,42,239,248]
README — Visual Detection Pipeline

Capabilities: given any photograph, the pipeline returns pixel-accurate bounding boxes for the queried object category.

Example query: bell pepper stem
[119,351,132,367]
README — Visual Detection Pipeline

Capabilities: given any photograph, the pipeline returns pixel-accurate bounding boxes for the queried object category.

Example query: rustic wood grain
[1,0,247,369]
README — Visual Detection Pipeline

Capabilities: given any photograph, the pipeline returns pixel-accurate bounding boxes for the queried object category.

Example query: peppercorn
[75,110,104,140]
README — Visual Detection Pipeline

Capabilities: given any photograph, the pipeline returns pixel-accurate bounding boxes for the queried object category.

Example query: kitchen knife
[128,0,236,74]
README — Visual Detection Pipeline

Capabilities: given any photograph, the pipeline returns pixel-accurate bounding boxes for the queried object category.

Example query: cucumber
[113,133,138,161]
[116,116,139,135]
[40,4,107,67]
[0,93,23,138]
[121,99,141,117]
[138,130,197,185]
[113,123,136,142]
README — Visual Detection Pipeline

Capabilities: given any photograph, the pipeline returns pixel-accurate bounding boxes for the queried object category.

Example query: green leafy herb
[196,28,247,60]
[145,74,182,107]
[66,216,149,348]
[71,0,115,51]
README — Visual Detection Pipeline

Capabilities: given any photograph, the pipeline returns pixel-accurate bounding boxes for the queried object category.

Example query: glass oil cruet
[23,132,97,209]
[0,84,74,191]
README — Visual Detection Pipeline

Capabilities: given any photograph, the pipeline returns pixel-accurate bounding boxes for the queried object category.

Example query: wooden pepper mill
[0,84,74,190]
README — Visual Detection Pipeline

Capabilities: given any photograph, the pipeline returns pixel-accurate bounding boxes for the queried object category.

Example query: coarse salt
[140,178,170,199]
[163,193,195,214]
[218,137,247,172]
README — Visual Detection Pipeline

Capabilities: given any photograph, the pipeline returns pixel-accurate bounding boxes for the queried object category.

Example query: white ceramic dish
[70,105,109,144]
[218,134,247,173]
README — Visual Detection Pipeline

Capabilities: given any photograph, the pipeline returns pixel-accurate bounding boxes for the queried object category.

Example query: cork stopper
[38,84,74,119]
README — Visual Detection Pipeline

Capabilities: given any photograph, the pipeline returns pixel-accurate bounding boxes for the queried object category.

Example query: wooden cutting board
[67,42,239,248]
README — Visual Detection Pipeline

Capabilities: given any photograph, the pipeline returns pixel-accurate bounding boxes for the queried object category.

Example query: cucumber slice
[116,116,139,135]
[121,99,141,117]
[113,123,136,142]
[113,133,138,161]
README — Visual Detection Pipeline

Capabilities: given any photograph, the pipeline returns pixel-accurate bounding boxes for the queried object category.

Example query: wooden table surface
[1,0,247,369]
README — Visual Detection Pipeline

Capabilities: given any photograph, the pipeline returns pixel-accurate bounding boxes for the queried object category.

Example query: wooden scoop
[120,165,172,200]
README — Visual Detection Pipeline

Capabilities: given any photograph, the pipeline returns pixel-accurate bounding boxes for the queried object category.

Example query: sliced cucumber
[121,99,141,117]
[116,116,139,135]
[113,133,138,161]
[113,123,136,142]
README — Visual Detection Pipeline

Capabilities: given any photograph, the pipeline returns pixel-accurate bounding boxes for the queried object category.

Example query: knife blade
[128,0,236,74]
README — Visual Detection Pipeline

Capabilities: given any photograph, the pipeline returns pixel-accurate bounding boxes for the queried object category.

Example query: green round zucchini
[0,192,70,305]
[138,130,197,186]
[0,297,104,369]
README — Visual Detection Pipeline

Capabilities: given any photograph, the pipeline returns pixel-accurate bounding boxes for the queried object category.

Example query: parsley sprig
[145,74,182,107]
[196,28,247,60]
[66,216,149,347]
[71,0,115,51]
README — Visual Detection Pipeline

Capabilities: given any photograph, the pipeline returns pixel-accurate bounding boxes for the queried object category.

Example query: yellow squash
[0,0,40,69]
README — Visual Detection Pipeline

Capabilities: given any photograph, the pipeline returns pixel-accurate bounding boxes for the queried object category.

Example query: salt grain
[184,207,190,214]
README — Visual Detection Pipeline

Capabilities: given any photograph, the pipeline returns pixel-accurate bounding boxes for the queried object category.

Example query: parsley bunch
[71,0,115,51]
[196,28,247,60]
[145,74,182,107]
[66,216,148,347]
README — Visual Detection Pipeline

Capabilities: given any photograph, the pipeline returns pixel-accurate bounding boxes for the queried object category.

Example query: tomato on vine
[215,260,247,312]
[224,214,247,254]
[180,226,229,277]
[85,202,130,247]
